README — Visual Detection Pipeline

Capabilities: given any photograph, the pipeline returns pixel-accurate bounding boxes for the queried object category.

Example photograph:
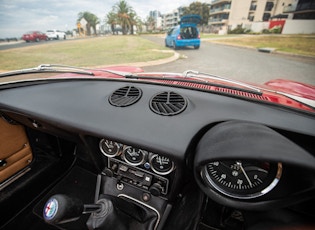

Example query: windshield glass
[0,0,314,100]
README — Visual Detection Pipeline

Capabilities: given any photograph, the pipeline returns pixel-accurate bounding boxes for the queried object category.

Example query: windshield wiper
[183,70,261,93]
[124,70,262,95]
[0,64,95,78]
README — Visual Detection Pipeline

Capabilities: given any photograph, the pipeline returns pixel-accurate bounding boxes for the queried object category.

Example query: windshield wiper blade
[183,70,261,93]
[0,64,95,78]
[124,71,261,95]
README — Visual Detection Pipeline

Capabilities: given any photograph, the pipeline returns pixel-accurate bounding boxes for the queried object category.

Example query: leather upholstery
[0,117,33,183]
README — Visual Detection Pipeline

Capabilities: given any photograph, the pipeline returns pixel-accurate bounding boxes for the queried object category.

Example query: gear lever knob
[43,194,101,224]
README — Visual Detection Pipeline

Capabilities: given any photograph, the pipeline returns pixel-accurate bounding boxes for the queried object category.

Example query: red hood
[264,79,315,101]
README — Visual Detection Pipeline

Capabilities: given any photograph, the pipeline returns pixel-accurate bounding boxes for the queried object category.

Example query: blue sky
[0,0,209,37]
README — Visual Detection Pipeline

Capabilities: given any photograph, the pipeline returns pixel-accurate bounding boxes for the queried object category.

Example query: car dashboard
[0,78,315,230]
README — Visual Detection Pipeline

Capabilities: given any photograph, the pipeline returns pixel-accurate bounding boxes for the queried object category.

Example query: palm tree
[89,14,100,35]
[128,10,138,35]
[113,0,132,35]
[106,11,117,34]
[78,11,100,35]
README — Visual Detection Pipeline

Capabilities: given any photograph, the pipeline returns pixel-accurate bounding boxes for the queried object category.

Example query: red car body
[22,31,48,42]
[53,66,315,113]
[1,64,315,230]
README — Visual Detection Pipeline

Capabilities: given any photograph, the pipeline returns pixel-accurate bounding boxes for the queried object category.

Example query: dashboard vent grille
[109,86,142,107]
[150,92,187,116]
[153,80,270,101]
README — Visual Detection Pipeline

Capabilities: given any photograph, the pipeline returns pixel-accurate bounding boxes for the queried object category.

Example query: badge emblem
[43,198,58,220]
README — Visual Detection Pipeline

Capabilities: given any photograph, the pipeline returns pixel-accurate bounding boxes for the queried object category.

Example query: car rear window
[180,26,198,39]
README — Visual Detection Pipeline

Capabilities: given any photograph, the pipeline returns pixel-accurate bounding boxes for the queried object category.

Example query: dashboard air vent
[150,91,187,116]
[109,86,142,107]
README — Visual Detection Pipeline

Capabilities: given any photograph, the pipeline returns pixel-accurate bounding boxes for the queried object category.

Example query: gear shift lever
[43,194,158,230]
[43,194,102,224]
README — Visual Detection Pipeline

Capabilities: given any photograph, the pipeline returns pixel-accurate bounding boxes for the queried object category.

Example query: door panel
[0,117,33,184]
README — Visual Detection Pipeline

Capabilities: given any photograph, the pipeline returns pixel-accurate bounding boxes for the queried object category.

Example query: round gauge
[123,146,146,166]
[99,139,121,157]
[203,160,282,199]
[150,154,174,175]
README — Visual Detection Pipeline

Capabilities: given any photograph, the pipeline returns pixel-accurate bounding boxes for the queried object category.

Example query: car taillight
[177,35,181,40]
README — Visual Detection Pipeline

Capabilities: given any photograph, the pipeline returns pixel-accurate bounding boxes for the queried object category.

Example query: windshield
[0,0,314,104]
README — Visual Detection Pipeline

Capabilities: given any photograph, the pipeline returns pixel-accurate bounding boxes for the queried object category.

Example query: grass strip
[206,34,315,57]
[0,36,173,71]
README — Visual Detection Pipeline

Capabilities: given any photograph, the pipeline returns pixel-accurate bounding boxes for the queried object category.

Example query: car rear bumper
[175,39,200,47]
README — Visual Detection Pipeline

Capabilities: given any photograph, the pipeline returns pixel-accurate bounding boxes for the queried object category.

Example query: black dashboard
[1,78,315,229]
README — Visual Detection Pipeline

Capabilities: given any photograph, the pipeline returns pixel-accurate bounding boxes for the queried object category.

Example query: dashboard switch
[149,183,163,196]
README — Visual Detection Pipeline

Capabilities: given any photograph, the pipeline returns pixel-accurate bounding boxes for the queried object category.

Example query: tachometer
[150,154,174,175]
[202,160,282,199]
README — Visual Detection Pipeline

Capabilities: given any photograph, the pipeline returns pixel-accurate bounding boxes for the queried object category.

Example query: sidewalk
[0,40,24,46]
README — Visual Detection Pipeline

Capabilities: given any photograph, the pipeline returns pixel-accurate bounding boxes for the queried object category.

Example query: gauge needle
[237,162,253,187]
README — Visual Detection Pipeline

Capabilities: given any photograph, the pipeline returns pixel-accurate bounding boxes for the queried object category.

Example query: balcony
[283,1,315,13]
[283,5,297,13]
[211,0,231,6]
[209,18,224,22]
[210,5,231,15]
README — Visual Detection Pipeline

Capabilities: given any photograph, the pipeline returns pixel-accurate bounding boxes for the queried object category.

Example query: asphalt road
[0,39,65,50]
[141,35,315,85]
[1,36,314,85]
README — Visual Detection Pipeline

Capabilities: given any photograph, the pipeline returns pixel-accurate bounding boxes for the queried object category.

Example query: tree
[105,0,139,35]
[128,10,138,35]
[113,0,132,35]
[145,16,155,31]
[78,11,100,35]
[135,17,144,34]
[182,2,210,32]
[106,11,118,34]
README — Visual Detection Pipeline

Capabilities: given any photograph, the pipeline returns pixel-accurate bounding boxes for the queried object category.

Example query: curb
[93,49,180,68]
[0,40,24,46]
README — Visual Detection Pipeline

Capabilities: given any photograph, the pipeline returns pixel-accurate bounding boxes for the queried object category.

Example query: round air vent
[109,86,142,107]
[150,91,187,116]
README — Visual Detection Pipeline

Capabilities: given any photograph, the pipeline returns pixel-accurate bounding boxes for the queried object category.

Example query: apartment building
[149,10,163,30]
[162,7,185,30]
[209,0,294,33]
[283,0,315,19]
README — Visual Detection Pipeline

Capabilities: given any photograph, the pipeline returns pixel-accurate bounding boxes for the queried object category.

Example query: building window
[265,2,274,11]
[263,13,271,21]
[250,4,257,10]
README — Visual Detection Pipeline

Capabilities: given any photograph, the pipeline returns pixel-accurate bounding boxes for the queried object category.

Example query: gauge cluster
[99,138,175,176]
[99,138,175,197]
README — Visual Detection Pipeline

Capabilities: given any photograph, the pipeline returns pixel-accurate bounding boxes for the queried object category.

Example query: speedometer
[203,160,282,199]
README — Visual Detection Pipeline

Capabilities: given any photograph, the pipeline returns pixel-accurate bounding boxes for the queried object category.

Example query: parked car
[165,14,201,49]
[0,64,314,230]
[45,29,66,40]
[22,31,48,42]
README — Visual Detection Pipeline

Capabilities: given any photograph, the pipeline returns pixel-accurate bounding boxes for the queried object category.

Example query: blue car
[165,14,201,50]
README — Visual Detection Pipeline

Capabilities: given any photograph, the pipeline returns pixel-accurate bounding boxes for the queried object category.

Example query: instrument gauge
[203,160,282,199]
[122,146,146,166]
[99,139,121,157]
[150,154,174,175]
